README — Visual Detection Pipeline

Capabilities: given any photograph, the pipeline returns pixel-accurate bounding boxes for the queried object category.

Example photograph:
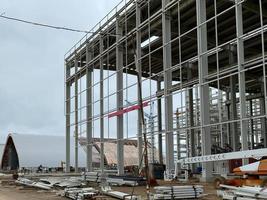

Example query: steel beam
[99,36,105,174]
[74,56,79,173]
[176,109,181,160]
[229,45,239,151]
[196,0,212,181]
[177,148,267,164]
[187,64,195,158]
[249,99,254,149]
[162,0,174,173]
[226,91,231,146]
[86,44,93,172]
[65,63,71,173]
[261,83,267,147]
[157,81,163,164]
[136,1,143,168]
[116,19,124,175]
[235,0,249,164]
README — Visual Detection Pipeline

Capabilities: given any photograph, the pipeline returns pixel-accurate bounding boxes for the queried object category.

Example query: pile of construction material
[217,184,267,199]
[15,177,84,190]
[151,185,204,199]
[101,186,141,200]
[82,172,146,186]
[15,178,52,190]
[63,187,99,200]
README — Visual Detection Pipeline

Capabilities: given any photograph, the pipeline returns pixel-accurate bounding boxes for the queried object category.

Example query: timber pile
[152,185,204,199]
[218,184,267,199]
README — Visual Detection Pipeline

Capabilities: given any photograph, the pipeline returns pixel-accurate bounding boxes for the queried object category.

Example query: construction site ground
[0,175,220,200]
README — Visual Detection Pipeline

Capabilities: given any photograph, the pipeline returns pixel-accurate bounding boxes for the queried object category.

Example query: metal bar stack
[82,172,146,186]
[63,187,99,200]
[152,185,204,199]
[218,184,267,199]
[101,186,140,200]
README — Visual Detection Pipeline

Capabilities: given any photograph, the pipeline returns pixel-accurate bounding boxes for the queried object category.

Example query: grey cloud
[0,0,119,143]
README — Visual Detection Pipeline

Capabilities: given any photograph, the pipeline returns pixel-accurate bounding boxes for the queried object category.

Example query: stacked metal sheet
[152,185,204,199]
[15,178,52,190]
[218,184,267,199]
[63,187,99,200]
[82,172,101,183]
[101,186,141,200]
[82,172,145,186]
[15,177,84,190]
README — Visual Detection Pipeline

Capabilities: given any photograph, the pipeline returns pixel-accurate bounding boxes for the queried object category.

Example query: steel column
[249,100,254,149]
[157,80,163,164]
[65,63,71,173]
[229,44,239,151]
[99,36,105,174]
[187,64,195,158]
[136,1,143,167]
[235,0,248,163]
[86,44,93,172]
[226,91,231,146]
[196,0,212,181]
[116,19,124,175]
[260,83,267,147]
[162,0,174,173]
[74,56,79,173]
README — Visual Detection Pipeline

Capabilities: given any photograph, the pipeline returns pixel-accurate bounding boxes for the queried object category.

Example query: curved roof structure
[0,133,98,169]
[0,144,4,167]
[1,133,158,170]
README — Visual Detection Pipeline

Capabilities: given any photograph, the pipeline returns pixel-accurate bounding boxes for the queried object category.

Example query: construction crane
[125,100,157,163]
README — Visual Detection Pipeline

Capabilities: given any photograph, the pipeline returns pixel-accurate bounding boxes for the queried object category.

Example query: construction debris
[82,172,145,186]
[63,187,99,200]
[151,185,204,199]
[217,184,267,199]
[101,186,140,200]
[15,176,84,190]
[15,178,52,190]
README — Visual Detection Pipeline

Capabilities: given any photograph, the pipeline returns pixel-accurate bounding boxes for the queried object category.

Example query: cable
[0,14,92,34]
[0,13,121,37]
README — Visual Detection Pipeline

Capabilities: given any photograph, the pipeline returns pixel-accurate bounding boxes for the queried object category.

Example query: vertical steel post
[226,91,231,146]
[229,45,239,151]
[86,44,93,172]
[157,81,163,164]
[65,62,71,173]
[249,100,254,149]
[136,1,143,167]
[74,56,79,173]
[260,83,267,147]
[116,19,124,175]
[99,36,105,174]
[235,0,248,163]
[188,64,195,158]
[162,0,174,173]
[196,0,212,181]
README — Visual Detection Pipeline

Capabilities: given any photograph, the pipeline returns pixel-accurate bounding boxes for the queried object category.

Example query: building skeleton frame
[65,0,267,181]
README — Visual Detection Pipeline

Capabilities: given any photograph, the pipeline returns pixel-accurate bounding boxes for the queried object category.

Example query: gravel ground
[0,176,220,200]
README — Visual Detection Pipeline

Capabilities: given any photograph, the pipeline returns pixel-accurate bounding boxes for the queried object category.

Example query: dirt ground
[0,175,220,200]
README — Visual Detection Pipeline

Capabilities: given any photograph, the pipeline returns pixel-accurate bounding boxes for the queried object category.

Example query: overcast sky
[0,0,119,143]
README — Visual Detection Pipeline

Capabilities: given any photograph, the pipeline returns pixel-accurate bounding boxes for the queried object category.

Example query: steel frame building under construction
[65,0,267,181]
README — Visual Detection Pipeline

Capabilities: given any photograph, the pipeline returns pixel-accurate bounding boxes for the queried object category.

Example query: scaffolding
[65,0,267,181]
